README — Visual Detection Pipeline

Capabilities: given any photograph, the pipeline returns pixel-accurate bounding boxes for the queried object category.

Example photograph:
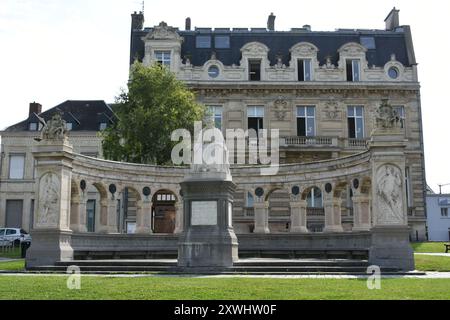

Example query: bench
[445,243,450,253]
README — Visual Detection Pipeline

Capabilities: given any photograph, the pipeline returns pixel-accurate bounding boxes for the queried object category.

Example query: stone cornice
[187,81,420,97]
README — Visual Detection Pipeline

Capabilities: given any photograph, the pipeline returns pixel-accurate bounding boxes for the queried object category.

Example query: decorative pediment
[338,42,367,55]
[142,21,183,41]
[289,42,319,56]
[240,42,270,55]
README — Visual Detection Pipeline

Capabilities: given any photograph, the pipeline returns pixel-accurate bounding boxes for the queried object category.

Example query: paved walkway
[415,253,450,257]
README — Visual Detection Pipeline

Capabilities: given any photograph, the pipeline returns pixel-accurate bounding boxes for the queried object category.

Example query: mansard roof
[5,100,115,132]
[131,27,413,68]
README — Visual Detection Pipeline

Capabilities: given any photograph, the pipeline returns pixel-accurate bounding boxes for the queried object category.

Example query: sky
[1,0,449,193]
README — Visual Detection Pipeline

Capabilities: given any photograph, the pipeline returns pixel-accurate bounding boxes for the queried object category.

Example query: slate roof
[5,100,115,132]
[130,28,412,68]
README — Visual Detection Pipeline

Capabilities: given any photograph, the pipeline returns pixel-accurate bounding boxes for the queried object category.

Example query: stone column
[174,201,184,234]
[136,200,152,234]
[352,194,371,231]
[97,199,109,233]
[290,200,308,233]
[323,198,343,232]
[69,196,85,232]
[253,201,270,233]
[106,198,119,233]
[368,102,414,271]
[26,136,75,269]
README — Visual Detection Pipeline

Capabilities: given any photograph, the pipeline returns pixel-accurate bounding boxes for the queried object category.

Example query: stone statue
[39,113,67,141]
[376,165,404,224]
[37,172,60,227]
[375,99,400,129]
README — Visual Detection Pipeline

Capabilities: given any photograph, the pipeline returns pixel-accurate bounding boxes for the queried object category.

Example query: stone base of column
[352,224,371,232]
[253,226,270,233]
[136,226,153,234]
[369,226,414,271]
[323,225,344,233]
[290,226,309,233]
[70,224,87,233]
[25,230,73,269]
[178,229,238,268]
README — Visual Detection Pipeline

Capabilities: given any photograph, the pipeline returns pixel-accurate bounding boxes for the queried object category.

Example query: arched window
[307,187,323,208]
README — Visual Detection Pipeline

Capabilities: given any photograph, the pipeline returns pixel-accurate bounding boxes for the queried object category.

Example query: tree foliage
[101,62,205,165]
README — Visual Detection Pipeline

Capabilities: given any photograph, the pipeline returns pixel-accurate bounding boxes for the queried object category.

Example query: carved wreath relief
[375,165,405,225]
[36,172,60,227]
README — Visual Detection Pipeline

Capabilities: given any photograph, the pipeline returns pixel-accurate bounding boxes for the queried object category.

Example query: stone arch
[265,186,290,232]
[333,181,349,198]
[360,176,372,194]
[240,41,270,54]
[337,42,368,55]
[152,188,177,234]
[301,185,324,232]
[289,42,319,56]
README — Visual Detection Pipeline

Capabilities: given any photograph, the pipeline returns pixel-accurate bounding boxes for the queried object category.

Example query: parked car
[0,228,32,245]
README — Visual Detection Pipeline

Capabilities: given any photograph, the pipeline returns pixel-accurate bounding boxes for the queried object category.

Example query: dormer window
[298,59,312,81]
[196,36,211,48]
[155,51,171,67]
[249,60,261,81]
[66,122,73,131]
[99,122,107,130]
[346,59,360,82]
[29,122,38,131]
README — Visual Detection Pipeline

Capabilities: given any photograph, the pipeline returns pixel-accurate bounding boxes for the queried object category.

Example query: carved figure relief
[143,21,183,41]
[273,96,289,120]
[375,165,404,224]
[375,99,400,129]
[37,172,60,227]
[322,98,342,120]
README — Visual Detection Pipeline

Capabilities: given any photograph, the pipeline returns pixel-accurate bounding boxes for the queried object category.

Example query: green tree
[101,62,205,164]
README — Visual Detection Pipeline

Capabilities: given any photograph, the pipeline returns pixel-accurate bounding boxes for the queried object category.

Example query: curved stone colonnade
[67,150,372,236]
[26,121,415,270]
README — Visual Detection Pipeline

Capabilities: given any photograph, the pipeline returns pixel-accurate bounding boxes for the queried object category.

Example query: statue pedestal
[369,226,414,271]
[177,175,238,268]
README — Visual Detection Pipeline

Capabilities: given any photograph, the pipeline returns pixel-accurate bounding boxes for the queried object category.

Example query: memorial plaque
[191,201,217,225]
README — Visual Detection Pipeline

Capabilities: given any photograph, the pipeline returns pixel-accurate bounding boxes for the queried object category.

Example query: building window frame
[207,105,223,130]
[346,59,360,82]
[393,105,406,129]
[248,59,261,81]
[347,106,365,139]
[196,35,211,48]
[247,106,264,134]
[8,153,26,180]
[154,50,171,67]
[441,207,449,217]
[298,59,312,81]
[296,106,316,137]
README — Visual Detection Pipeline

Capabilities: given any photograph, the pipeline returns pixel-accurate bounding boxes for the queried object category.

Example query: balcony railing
[282,136,337,148]
[307,208,325,216]
[347,138,369,149]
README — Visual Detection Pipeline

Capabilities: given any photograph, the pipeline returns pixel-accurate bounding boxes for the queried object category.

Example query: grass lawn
[0,246,22,259]
[0,276,449,300]
[412,242,448,253]
[414,254,450,272]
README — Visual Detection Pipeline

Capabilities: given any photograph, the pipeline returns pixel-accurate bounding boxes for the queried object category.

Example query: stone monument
[26,113,75,268]
[177,127,238,268]
[368,100,414,271]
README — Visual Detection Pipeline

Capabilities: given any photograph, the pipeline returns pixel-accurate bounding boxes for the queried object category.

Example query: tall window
[394,106,405,129]
[347,106,364,139]
[155,51,171,67]
[9,154,25,179]
[441,208,449,217]
[307,187,323,208]
[247,106,264,134]
[246,192,254,208]
[86,199,96,232]
[207,106,223,130]
[298,59,312,81]
[296,106,315,136]
[346,59,360,82]
[249,60,261,81]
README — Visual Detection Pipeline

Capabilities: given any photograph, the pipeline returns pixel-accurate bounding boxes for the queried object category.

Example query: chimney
[29,102,42,116]
[185,17,191,31]
[131,11,144,31]
[267,12,276,31]
[385,7,400,30]
[303,24,311,31]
